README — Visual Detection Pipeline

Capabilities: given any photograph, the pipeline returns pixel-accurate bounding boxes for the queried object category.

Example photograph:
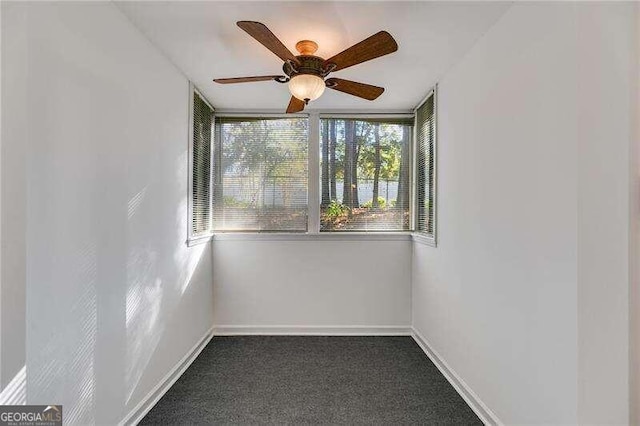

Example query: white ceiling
[116,1,511,111]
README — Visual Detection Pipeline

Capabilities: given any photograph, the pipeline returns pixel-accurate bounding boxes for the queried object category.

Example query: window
[191,94,437,237]
[416,91,436,238]
[213,117,308,232]
[319,117,414,231]
[189,89,214,241]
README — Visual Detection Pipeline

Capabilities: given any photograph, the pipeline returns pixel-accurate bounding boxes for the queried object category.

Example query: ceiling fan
[213,21,398,113]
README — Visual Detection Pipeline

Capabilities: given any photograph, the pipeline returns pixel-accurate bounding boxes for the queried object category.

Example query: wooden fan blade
[214,75,284,84]
[237,21,300,65]
[286,96,305,113]
[325,78,384,101]
[324,31,397,72]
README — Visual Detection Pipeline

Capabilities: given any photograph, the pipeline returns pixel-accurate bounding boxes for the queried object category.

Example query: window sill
[190,232,433,245]
[186,234,213,247]
[412,233,436,247]
[212,232,413,242]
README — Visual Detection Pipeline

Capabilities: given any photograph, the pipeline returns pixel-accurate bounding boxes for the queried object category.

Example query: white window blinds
[213,117,308,232]
[190,91,214,238]
[320,117,413,232]
[416,93,435,236]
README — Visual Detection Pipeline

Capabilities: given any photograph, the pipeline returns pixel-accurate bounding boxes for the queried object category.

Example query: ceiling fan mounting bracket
[283,59,298,77]
[322,63,338,75]
[295,40,318,56]
[273,75,290,84]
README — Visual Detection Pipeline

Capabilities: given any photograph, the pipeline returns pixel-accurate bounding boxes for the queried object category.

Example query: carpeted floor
[140,336,481,425]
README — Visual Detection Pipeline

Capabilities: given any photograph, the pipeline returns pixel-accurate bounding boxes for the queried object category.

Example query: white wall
[412,2,637,424]
[0,3,27,397]
[631,6,640,423]
[213,238,411,331]
[576,3,636,424]
[1,2,214,424]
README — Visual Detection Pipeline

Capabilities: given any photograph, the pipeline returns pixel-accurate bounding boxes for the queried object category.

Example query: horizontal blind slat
[416,94,435,236]
[213,117,309,232]
[192,92,214,236]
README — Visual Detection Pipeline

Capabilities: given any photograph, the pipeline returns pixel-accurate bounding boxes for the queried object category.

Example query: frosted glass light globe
[288,74,325,102]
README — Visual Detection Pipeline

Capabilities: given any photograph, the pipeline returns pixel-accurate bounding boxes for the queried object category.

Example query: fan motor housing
[284,55,331,79]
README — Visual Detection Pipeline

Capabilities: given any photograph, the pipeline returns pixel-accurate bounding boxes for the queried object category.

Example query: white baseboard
[119,325,215,426]
[411,328,501,426]
[117,325,497,426]
[213,325,412,336]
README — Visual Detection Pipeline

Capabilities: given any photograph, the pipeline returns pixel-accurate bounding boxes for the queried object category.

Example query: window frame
[188,95,437,242]
[187,83,215,246]
[412,84,438,247]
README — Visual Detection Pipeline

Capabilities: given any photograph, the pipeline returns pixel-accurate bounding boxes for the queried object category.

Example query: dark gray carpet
[140,336,481,425]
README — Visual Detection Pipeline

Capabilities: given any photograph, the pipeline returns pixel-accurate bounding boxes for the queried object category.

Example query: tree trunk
[372,123,381,208]
[342,120,356,208]
[351,121,360,208]
[329,120,337,201]
[321,119,330,207]
[396,125,410,212]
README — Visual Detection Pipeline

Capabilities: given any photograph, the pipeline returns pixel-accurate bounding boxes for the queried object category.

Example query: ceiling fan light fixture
[215,22,399,112]
[288,74,325,103]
